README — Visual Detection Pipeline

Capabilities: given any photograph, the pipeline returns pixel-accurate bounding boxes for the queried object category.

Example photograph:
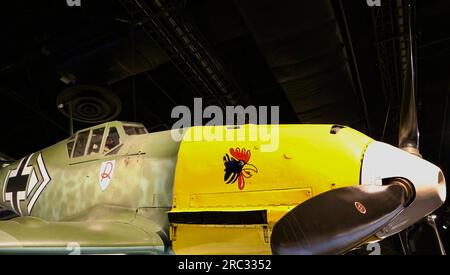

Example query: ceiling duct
[234,0,369,130]
[56,85,122,124]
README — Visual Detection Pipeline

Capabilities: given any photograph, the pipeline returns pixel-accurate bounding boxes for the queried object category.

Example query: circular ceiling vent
[56,85,122,124]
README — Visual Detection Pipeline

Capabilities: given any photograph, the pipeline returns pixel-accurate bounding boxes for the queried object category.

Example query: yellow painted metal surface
[171,224,271,255]
[188,188,312,208]
[171,124,374,254]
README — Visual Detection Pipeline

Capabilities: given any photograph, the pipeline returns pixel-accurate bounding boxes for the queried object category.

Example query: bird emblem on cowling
[223,148,258,190]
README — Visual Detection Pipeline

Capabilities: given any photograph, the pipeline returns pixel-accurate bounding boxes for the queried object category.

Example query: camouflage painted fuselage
[0,121,180,222]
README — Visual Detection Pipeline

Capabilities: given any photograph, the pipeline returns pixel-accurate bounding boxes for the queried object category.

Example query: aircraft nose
[361,141,447,238]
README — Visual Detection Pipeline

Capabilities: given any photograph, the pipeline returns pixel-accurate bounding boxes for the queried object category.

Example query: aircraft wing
[0,205,168,254]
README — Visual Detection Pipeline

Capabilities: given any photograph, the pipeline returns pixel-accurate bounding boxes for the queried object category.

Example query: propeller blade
[398,1,420,155]
[271,184,410,255]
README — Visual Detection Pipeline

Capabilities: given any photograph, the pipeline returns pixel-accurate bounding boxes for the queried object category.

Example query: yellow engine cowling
[170,124,373,254]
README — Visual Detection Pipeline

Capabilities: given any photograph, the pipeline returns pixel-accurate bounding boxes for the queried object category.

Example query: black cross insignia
[4,155,33,214]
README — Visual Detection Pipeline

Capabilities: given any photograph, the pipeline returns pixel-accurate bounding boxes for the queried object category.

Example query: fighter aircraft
[0,120,446,254]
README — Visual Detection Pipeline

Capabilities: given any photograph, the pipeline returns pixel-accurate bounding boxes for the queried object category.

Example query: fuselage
[0,121,180,221]
[0,122,446,254]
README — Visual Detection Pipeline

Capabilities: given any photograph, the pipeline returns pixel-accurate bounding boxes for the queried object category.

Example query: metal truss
[118,0,246,108]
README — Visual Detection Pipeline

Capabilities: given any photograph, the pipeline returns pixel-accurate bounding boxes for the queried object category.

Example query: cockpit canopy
[66,121,148,160]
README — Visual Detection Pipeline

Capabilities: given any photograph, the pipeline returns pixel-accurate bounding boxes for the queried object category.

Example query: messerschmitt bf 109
[0,120,446,254]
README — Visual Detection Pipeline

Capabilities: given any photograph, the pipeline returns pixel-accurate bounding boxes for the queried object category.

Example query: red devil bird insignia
[223,148,258,190]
